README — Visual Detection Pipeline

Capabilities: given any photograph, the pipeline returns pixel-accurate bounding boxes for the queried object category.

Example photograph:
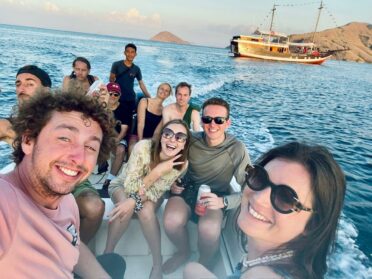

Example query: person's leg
[183,262,217,279]
[75,190,105,244]
[137,200,163,279]
[127,134,138,158]
[162,196,191,274]
[100,143,127,198]
[197,209,223,268]
[110,143,126,176]
[104,188,133,253]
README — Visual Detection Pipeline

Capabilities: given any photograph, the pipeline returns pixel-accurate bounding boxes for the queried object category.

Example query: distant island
[150,31,189,45]
[290,22,372,63]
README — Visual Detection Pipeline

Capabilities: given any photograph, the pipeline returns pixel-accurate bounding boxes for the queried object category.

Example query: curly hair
[11,90,117,165]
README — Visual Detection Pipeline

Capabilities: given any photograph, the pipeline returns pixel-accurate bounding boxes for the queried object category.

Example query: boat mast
[269,4,277,33]
[268,4,276,45]
[312,1,323,44]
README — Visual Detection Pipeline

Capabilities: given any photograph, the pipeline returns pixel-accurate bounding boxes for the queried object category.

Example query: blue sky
[0,0,370,47]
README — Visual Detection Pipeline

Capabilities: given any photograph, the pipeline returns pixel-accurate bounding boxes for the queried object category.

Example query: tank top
[143,99,162,138]
[183,103,200,129]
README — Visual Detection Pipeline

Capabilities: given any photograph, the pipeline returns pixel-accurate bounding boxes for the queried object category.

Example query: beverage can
[195,184,211,216]
[87,80,104,97]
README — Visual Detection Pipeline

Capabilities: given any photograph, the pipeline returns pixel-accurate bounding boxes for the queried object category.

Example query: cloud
[108,8,161,27]
[44,1,60,12]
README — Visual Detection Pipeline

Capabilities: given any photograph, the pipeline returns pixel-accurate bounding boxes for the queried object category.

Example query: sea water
[0,24,371,278]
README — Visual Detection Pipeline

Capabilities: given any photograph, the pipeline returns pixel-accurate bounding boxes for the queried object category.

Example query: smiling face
[157,83,171,100]
[202,104,231,146]
[22,111,102,200]
[15,73,43,104]
[160,123,187,159]
[73,60,90,81]
[124,47,137,62]
[175,86,191,107]
[238,158,313,250]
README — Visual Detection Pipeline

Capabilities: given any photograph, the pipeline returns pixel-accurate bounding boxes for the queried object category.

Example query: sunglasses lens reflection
[162,128,187,143]
[201,116,226,125]
[272,186,296,213]
[246,165,298,214]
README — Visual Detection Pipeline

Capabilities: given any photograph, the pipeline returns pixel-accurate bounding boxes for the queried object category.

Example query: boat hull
[230,37,331,65]
[235,51,331,65]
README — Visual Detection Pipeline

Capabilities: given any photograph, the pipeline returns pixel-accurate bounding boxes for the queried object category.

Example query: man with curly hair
[0,91,125,278]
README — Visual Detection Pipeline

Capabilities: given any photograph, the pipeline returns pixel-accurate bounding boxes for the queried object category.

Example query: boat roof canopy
[257,30,288,38]
[289,42,315,47]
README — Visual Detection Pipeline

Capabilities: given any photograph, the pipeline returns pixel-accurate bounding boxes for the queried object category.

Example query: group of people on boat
[0,43,346,279]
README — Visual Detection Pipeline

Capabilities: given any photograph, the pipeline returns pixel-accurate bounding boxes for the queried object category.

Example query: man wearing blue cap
[0,65,52,145]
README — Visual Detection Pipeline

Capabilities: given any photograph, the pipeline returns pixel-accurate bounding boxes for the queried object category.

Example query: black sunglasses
[109,92,120,97]
[201,116,228,125]
[245,164,314,214]
[162,127,187,143]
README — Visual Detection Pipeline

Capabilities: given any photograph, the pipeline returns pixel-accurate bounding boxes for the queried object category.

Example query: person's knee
[198,219,221,242]
[137,203,156,222]
[77,192,105,220]
[163,207,188,233]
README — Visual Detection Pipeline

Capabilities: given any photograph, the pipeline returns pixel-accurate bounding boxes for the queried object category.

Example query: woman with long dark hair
[184,141,346,278]
[62,57,98,93]
[104,119,191,279]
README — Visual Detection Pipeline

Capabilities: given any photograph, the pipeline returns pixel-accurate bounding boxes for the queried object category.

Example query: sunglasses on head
[162,127,187,143]
[245,164,314,214]
[109,92,120,97]
[201,116,228,125]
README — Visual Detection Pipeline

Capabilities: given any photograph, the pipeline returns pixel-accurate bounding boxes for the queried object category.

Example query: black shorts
[169,177,228,223]
[119,100,136,126]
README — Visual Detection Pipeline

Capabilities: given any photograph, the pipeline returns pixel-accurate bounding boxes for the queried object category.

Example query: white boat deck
[89,170,234,279]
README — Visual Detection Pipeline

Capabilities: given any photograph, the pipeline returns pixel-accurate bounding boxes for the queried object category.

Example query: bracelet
[129,192,143,213]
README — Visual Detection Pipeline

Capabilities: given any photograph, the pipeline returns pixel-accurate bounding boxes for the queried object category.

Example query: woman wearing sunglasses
[104,119,190,279]
[184,141,346,278]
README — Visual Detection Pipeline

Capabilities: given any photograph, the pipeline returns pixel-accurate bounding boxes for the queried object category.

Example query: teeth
[166,144,176,150]
[249,205,269,222]
[59,166,78,177]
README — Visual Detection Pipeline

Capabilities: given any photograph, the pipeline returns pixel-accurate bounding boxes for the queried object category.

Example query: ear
[226,118,232,129]
[21,134,35,155]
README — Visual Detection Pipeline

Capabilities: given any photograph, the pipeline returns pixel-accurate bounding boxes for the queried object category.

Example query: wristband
[129,192,143,213]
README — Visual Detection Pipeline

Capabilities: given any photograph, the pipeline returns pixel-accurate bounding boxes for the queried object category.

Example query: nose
[68,144,86,166]
[17,84,26,94]
[252,186,272,208]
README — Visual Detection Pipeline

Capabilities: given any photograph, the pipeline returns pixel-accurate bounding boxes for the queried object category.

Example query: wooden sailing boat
[230,1,332,64]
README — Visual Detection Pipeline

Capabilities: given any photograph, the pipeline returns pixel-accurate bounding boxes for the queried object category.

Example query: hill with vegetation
[290,22,372,63]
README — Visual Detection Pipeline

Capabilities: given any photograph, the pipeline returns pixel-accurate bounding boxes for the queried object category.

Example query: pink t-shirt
[0,174,80,278]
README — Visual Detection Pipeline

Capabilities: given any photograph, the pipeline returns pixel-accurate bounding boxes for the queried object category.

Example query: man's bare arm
[109,73,116,83]
[0,119,15,145]
[138,80,151,98]
[191,109,201,131]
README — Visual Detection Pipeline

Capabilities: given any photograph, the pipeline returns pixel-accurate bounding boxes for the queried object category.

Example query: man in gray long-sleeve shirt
[162,97,251,274]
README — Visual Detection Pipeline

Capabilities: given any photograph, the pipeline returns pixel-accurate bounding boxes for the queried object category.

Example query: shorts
[169,177,229,223]
[72,179,99,198]
[169,177,200,223]
[119,101,136,126]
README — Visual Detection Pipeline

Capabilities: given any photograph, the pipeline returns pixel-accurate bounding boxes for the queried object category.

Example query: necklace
[241,250,294,268]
